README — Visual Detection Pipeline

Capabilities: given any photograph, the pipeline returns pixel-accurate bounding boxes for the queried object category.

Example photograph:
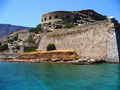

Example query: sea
[0,63,120,90]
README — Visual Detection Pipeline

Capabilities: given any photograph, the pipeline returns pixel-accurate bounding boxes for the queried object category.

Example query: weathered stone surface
[41,10,107,31]
[38,20,120,62]
[17,50,80,62]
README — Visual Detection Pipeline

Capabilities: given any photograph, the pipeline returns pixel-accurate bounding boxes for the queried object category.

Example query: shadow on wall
[115,29,120,61]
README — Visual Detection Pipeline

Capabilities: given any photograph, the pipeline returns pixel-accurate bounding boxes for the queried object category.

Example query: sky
[0,0,120,27]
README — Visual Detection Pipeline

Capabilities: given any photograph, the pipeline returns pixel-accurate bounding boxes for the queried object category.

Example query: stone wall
[38,20,119,62]
[42,11,74,24]
[18,30,30,41]
[106,28,119,62]
[41,10,107,32]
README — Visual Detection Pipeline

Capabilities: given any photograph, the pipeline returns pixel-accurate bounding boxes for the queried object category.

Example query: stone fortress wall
[41,11,74,31]
[41,10,107,31]
[42,11,74,24]
[38,20,120,62]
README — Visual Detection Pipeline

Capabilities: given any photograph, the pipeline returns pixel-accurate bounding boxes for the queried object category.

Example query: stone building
[8,41,24,54]
[18,29,30,41]
[41,9,107,31]
[41,11,74,31]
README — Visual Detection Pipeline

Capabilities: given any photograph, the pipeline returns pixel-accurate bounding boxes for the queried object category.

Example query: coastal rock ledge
[18,50,79,63]
[5,50,105,64]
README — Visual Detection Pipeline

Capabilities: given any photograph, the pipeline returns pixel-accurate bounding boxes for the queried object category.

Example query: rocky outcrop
[17,50,80,63]
[12,50,107,64]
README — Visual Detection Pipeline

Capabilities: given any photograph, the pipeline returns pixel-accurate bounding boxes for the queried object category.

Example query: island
[0,9,120,64]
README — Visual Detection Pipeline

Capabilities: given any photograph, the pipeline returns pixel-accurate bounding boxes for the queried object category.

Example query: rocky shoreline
[0,58,118,65]
[0,50,119,65]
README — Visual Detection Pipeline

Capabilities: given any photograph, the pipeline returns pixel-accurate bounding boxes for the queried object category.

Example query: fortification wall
[38,20,119,62]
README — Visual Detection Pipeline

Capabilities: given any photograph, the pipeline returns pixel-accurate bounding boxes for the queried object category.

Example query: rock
[88,59,96,63]
[17,50,80,63]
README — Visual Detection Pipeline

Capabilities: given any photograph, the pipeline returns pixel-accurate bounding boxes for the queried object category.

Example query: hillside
[0,24,31,38]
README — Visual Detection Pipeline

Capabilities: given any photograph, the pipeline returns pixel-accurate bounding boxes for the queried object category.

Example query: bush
[36,24,42,32]
[13,34,18,41]
[64,24,76,28]
[16,46,20,50]
[30,24,42,33]
[111,18,120,30]
[47,43,56,51]
[24,47,36,52]
[27,35,35,44]
[0,44,8,51]
[30,28,38,33]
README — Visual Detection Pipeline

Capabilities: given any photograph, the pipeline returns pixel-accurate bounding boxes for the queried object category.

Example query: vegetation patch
[13,34,18,41]
[63,24,76,28]
[27,35,35,44]
[0,44,8,51]
[24,47,36,52]
[111,18,120,30]
[47,43,56,51]
[30,24,43,33]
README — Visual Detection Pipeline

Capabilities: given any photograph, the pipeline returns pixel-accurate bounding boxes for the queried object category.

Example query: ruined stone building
[41,9,107,31]
[8,41,24,54]
[17,29,30,41]
[38,10,120,63]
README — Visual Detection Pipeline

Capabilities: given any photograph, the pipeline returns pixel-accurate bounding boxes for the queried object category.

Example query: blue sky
[0,0,120,27]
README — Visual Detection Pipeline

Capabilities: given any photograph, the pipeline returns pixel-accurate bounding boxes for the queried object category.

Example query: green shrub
[30,24,42,33]
[36,24,42,32]
[64,24,76,28]
[13,34,18,41]
[47,43,56,51]
[24,47,36,52]
[16,46,20,50]
[30,28,38,33]
[0,44,8,51]
[111,18,120,30]
[27,35,35,44]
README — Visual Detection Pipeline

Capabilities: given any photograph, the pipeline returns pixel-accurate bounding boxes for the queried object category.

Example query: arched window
[55,15,58,19]
[44,17,47,21]
[49,16,52,20]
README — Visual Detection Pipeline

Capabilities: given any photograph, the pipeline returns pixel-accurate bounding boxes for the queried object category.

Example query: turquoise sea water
[0,63,120,90]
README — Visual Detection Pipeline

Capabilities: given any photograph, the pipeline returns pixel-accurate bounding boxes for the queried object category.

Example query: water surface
[0,63,120,90]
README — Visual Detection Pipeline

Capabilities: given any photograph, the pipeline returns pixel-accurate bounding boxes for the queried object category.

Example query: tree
[27,35,34,44]
[47,43,56,51]
[36,24,42,32]
[0,44,8,51]
[29,24,42,33]
[111,18,120,30]
[13,34,18,41]
[29,28,37,33]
